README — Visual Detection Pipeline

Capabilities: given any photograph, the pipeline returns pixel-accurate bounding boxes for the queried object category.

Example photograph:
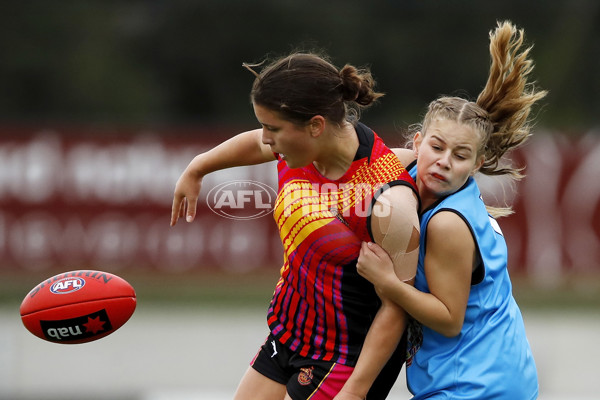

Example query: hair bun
[338,66,361,101]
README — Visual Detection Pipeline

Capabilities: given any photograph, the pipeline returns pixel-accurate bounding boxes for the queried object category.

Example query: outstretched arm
[170,129,275,226]
[335,185,420,399]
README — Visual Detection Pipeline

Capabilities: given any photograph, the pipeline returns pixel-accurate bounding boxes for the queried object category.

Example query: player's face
[253,103,316,168]
[414,118,484,204]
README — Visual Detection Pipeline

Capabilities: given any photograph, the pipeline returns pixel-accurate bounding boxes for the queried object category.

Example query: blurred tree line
[0,0,598,136]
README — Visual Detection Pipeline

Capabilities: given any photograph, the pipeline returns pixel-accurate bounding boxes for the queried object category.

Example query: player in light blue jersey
[354,21,547,399]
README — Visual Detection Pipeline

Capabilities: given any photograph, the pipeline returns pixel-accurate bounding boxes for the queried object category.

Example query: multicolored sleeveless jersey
[267,122,416,366]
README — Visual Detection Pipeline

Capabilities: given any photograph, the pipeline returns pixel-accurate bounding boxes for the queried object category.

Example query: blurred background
[0,1,599,399]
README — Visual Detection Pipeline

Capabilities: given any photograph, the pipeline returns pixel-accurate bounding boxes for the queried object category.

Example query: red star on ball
[83,316,106,334]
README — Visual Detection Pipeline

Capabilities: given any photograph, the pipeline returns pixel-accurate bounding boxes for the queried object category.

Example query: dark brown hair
[243,53,384,125]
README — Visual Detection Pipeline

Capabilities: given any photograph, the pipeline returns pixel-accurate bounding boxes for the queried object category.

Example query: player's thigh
[234,366,287,400]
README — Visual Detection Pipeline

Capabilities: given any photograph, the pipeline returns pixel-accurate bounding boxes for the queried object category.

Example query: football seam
[20,295,136,317]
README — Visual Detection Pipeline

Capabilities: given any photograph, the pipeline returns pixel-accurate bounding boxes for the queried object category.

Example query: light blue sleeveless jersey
[406,165,538,399]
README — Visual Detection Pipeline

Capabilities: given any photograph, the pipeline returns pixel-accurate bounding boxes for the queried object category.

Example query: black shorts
[250,332,406,400]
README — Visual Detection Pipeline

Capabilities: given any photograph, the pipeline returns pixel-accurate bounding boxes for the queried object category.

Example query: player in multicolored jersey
[171,52,420,400]
[269,121,413,365]
[355,21,546,399]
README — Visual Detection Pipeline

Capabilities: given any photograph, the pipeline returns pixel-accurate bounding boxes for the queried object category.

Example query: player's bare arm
[391,147,416,168]
[335,185,420,399]
[358,210,473,338]
[415,211,473,336]
[370,185,420,281]
[170,129,275,226]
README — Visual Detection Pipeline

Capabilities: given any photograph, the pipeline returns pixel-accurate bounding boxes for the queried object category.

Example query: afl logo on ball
[50,277,86,294]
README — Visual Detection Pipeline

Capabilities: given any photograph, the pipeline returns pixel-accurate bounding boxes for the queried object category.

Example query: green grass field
[3,268,600,311]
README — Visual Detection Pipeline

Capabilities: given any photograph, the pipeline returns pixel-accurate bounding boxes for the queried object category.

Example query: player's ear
[471,155,485,175]
[308,115,325,138]
[413,131,423,158]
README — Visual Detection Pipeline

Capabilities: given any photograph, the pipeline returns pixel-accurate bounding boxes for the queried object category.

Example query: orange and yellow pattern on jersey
[266,123,416,365]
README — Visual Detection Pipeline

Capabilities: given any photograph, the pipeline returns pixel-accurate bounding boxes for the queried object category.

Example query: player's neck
[313,123,358,180]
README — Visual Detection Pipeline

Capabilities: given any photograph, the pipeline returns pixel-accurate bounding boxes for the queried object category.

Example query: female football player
[171,52,420,400]
[355,21,547,399]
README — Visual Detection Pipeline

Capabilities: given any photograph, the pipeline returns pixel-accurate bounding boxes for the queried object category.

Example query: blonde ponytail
[476,21,548,179]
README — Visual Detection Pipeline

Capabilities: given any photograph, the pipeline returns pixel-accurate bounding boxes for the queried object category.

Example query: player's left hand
[357,241,396,289]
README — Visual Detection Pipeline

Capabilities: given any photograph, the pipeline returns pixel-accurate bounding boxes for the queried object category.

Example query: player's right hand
[170,168,202,226]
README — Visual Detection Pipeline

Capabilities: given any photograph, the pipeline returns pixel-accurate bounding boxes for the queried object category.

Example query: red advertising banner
[0,127,599,282]
[0,127,282,273]
[491,133,600,284]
